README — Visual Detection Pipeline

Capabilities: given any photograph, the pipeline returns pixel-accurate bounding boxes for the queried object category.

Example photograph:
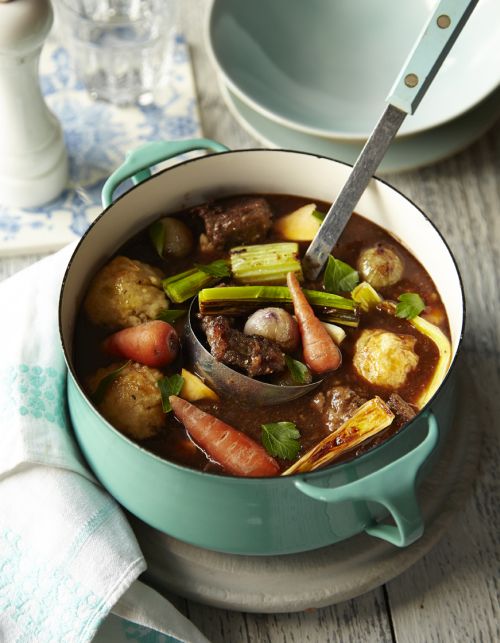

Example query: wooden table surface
[1,3,499,641]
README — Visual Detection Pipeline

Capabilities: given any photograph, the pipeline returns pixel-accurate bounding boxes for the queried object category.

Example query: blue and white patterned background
[0,33,202,256]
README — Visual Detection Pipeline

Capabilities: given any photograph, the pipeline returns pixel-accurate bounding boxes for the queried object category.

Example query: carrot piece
[286,271,342,374]
[169,396,280,477]
[102,320,179,368]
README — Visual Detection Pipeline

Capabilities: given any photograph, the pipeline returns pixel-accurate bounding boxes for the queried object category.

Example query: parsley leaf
[395,292,425,319]
[261,421,301,460]
[285,355,311,385]
[156,308,187,323]
[194,259,231,278]
[157,374,185,413]
[324,255,359,294]
[92,361,131,405]
[148,221,165,257]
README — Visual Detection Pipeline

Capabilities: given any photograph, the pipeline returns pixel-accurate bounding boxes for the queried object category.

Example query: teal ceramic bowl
[59,140,465,555]
[206,0,500,140]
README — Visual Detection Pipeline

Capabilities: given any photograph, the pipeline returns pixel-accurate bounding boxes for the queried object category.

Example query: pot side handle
[294,412,439,547]
[101,139,230,208]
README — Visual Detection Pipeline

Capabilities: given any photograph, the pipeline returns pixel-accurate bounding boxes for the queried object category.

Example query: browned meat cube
[312,385,367,433]
[193,196,273,252]
[200,315,285,377]
[386,393,417,426]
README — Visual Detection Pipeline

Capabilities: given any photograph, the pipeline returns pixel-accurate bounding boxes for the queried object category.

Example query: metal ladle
[184,299,322,405]
[186,0,478,405]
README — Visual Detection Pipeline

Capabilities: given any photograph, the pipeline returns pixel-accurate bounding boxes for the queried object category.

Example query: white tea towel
[0,245,209,643]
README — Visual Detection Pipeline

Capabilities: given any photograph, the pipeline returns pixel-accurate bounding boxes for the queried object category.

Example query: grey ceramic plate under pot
[220,81,500,174]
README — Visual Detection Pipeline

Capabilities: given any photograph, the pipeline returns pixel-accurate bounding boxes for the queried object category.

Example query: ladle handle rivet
[404,73,419,88]
[437,14,451,28]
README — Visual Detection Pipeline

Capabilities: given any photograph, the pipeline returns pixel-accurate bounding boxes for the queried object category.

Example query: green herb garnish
[148,221,165,257]
[157,374,185,413]
[194,259,231,278]
[285,355,311,385]
[395,292,425,319]
[312,210,326,222]
[156,308,188,323]
[324,255,359,294]
[92,361,131,405]
[261,421,301,460]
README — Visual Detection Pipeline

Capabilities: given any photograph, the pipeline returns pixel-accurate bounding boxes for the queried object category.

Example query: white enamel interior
[60,150,463,373]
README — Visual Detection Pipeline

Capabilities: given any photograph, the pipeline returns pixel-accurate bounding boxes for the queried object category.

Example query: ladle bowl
[184,298,323,405]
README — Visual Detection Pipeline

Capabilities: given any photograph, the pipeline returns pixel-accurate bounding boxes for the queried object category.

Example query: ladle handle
[101,139,229,207]
[386,0,480,114]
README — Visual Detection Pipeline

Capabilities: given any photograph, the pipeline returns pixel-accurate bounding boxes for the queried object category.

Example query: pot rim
[58,147,466,483]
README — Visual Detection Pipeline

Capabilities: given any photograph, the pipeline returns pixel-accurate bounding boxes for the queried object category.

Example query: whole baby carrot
[102,320,179,368]
[286,271,342,374]
[169,396,280,477]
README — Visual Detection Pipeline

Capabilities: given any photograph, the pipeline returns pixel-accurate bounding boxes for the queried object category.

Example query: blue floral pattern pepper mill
[0,0,68,207]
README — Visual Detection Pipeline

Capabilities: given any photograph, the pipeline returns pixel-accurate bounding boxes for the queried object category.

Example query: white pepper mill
[0,0,68,208]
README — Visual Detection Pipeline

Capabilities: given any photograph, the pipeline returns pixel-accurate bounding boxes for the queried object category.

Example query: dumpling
[87,362,164,440]
[84,256,167,329]
[353,329,418,388]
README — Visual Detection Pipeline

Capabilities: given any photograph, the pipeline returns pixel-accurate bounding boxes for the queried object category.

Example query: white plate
[131,375,480,613]
[220,81,500,174]
[207,0,500,141]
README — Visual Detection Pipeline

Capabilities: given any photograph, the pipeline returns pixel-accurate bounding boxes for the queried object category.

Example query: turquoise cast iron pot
[59,140,465,556]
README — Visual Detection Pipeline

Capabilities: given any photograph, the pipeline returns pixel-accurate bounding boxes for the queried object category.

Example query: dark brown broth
[74,194,449,474]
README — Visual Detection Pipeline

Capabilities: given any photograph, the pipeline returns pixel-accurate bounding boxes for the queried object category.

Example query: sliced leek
[411,315,452,408]
[351,281,382,311]
[282,397,394,475]
[321,321,346,344]
[230,242,303,284]
[198,285,360,327]
[163,260,230,303]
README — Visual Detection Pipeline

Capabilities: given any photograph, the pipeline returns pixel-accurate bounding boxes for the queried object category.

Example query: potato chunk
[353,329,418,388]
[88,362,164,440]
[84,256,167,329]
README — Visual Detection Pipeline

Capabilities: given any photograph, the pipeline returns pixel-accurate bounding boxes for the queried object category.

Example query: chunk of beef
[313,385,367,433]
[193,196,273,252]
[200,315,285,377]
[386,393,417,428]
[353,393,417,458]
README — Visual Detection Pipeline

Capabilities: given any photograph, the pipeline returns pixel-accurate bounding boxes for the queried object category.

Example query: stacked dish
[206,0,500,173]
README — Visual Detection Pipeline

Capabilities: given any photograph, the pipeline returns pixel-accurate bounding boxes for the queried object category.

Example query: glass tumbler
[56,0,177,105]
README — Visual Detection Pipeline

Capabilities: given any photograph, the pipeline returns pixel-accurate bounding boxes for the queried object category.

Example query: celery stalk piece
[230,242,303,285]
[162,269,216,303]
[351,281,382,311]
[411,315,452,408]
[282,397,394,475]
[198,285,360,326]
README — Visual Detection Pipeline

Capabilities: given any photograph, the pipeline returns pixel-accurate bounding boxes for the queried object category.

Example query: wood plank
[186,588,393,643]
[383,126,500,641]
